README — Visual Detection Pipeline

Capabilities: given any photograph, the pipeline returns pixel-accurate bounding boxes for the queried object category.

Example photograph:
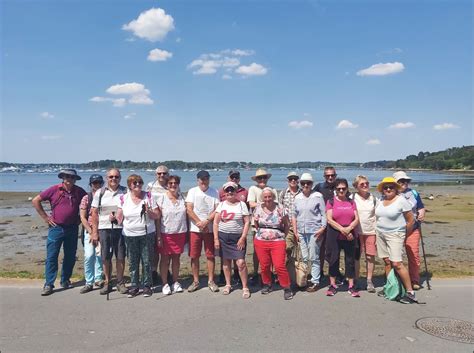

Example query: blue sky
[1,0,472,163]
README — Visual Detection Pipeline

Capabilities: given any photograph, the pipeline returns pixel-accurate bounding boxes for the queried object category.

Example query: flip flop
[242,287,251,299]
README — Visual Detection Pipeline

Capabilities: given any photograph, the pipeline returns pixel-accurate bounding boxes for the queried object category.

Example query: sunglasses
[256,176,268,181]
[108,176,120,180]
[398,179,410,184]
[230,175,240,180]
[383,185,396,191]
[324,174,336,179]
[336,187,347,192]
[132,181,143,186]
[288,177,299,182]
[358,182,369,187]
[225,188,236,193]
[157,172,168,176]
[300,181,312,186]
[91,181,103,185]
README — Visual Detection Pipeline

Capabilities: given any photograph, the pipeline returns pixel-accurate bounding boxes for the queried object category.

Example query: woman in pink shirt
[325,178,360,297]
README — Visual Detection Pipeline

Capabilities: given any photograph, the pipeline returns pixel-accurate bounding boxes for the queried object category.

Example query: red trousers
[405,228,421,284]
[254,239,290,288]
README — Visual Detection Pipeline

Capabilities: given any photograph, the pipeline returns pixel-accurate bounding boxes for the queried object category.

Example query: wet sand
[0,185,473,280]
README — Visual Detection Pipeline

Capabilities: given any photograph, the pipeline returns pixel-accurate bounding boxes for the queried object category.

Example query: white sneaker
[173,282,183,293]
[162,283,172,295]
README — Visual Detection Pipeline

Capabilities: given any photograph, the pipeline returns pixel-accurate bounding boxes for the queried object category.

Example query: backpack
[383,268,406,301]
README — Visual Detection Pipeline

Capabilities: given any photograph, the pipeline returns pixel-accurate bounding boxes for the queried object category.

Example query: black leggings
[325,226,356,279]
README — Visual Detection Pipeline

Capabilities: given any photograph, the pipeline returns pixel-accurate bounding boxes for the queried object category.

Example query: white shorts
[376,230,406,262]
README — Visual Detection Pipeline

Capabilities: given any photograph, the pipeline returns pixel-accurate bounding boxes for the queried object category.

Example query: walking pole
[419,226,431,290]
[108,211,116,301]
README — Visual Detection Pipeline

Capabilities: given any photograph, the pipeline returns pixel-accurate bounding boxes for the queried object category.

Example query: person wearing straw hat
[292,173,326,292]
[393,171,426,290]
[32,169,87,296]
[247,168,278,285]
[375,177,417,303]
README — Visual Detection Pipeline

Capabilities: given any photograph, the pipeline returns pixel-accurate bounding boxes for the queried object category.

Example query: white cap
[300,173,314,182]
[393,171,411,182]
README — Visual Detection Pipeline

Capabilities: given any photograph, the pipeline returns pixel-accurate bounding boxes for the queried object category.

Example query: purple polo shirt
[40,183,87,225]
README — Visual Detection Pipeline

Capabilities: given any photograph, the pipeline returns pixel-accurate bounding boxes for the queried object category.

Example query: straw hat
[251,168,272,181]
[377,177,401,192]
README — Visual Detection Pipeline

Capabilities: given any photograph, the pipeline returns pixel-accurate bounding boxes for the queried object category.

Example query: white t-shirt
[215,201,250,234]
[185,186,219,233]
[118,192,157,237]
[247,185,278,205]
[353,193,377,235]
[91,186,126,229]
[375,195,412,234]
[147,180,167,203]
[158,194,188,234]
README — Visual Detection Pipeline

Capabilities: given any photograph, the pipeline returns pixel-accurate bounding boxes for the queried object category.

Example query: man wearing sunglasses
[90,168,128,295]
[147,165,170,285]
[32,169,87,296]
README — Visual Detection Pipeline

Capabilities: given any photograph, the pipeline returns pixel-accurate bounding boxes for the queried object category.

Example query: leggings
[325,226,356,279]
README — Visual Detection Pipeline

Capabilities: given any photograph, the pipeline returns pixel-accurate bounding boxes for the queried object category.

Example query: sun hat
[393,171,412,182]
[300,173,314,182]
[197,170,210,179]
[228,170,240,178]
[58,169,81,180]
[377,177,401,192]
[251,168,272,181]
[155,165,169,174]
[89,174,104,185]
[287,171,299,179]
[223,181,238,191]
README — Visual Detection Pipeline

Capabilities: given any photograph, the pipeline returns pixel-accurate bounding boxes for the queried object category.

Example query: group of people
[32,165,425,304]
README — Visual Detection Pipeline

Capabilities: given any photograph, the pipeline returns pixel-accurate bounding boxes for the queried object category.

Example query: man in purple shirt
[32,169,87,296]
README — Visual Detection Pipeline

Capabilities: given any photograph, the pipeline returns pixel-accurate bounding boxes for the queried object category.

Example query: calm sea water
[0,169,472,192]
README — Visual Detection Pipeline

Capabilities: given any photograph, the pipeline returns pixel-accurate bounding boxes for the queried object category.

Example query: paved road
[1,278,473,352]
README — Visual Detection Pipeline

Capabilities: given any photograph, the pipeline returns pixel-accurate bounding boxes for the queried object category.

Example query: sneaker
[60,280,71,289]
[188,281,200,293]
[283,288,293,300]
[94,280,105,289]
[116,282,128,295]
[261,284,272,295]
[412,283,422,291]
[80,284,93,294]
[306,283,320,293]
[41,285,53,296]
[143,287,153,297]
[348,286,360,297]
[127,287,139,298]
[399,292,418,304]
[326,285,337,296]
[367,281,376,293]
[100,284,112,295]
[162,283,172,295]
[377,289,385,297]
[172,282,183,293]
[152,271,161,286]
[208,281,219,293]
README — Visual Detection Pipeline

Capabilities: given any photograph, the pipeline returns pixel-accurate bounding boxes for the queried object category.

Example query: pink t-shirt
[326,197,357,240]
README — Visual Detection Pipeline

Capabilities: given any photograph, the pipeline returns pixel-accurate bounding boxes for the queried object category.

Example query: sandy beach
[0,185,473,281]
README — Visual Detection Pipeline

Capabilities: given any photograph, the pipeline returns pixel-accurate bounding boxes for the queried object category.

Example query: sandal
[242,287,251,299]
[222,285,232,295]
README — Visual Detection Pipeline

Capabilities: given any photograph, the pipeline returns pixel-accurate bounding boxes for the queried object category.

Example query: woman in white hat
[247,168,278,285]
[375,177,417,303]
[213,181,251,298]
[393,171,426,290]
[292,173,326,292]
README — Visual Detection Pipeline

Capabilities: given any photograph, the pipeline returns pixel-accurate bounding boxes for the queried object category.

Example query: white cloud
[122,8,175,42]
[433,123,460,130]
[223,49,255,56]
[90,82,154,107]
[222,74,232,80]
[40,112,54,119]
[366,139,381,145]
[357,62,405,76]
[235,63,268,76]
[389,122,415,129]
[41,135,62,140]
[124,113,136,120]
[147,48,173,62]
[337,120,359,129]
[288,120,313,129]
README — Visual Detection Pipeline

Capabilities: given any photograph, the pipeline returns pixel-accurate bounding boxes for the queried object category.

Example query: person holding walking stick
[117,174,159,298]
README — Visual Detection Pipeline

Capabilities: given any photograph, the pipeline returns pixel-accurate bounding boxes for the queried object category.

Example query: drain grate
[415,317,474,344]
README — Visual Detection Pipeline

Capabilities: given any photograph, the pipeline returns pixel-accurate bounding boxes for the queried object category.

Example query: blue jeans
[44,225,79,287]
[83,231,103,285]
[299,232,321,285]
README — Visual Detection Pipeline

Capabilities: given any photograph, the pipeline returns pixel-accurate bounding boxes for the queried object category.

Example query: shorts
[99,228,126,261]
[376,230,405,262]
[189,232,215,259]
[359,233,377,256]
[159,233,186,255]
